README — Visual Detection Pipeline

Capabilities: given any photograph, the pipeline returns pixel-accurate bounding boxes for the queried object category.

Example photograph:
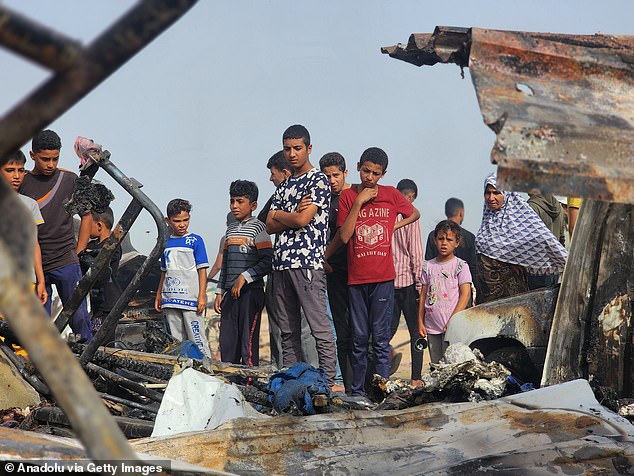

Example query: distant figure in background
[320,152,350,391]
[567,197,583,238]
[214,180,272,366]
[390,179,424,386]
[475,174,567,304]
[425,197,477,300]
[155,198,211,358]
[1,150,47,305]
[527,192,566,289]
[418,220,472,364]
[19,129,93,341]
[79,207,121,344]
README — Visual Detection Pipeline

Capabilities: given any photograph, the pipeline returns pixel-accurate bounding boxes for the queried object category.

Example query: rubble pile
[375,343,511,411]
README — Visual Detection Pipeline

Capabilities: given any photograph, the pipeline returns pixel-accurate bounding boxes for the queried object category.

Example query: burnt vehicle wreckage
[0,3,633,472]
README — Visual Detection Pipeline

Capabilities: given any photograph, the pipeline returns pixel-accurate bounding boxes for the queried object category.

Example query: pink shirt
[421,257,472,334]
[392,215,423,290]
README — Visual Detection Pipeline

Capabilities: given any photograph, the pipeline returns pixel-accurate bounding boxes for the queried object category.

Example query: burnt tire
[484,346,540,387]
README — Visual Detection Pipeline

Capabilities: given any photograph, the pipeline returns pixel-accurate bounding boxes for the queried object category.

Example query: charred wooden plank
[85,363,164,403]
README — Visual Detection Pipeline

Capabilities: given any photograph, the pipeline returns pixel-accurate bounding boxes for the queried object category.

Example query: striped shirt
[218,216,273,292]
[391,215,424,290]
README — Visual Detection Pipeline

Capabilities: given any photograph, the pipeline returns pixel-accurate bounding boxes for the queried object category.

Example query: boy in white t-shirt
[154,198,211,358]
[418,220,472,364]
[1,150,47,304]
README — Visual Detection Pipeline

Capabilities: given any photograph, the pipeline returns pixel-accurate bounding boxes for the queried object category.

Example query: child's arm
[394,206,420,231]
[233,231,273,298]
[266,210,288,234]
[196,268,207,315]
[417,284,428,338]
[33,241,47,305]
[340,187,377,243]
[154,271,166,312]
[76,213,92,254]
[444,282,472,331]
[324,229,344,262]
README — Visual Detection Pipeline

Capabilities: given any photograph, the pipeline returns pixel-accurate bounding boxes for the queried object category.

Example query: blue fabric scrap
[265,362,330,415]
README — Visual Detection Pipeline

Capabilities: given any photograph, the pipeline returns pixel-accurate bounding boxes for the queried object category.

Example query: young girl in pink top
[418,220,472,364]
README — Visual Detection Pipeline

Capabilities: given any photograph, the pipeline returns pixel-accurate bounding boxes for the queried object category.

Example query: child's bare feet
[410,379,422,388]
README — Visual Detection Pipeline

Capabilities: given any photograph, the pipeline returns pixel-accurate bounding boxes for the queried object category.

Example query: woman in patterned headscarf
[474,174,568,304]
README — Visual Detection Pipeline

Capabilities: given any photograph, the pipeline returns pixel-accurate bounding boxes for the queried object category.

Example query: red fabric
[338,185,414,285]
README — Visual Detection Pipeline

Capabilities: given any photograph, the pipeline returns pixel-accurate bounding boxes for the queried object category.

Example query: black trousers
[327,268,353,391]
[390,284,423,380]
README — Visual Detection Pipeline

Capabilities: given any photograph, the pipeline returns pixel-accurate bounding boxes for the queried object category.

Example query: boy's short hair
[445,197,464,218]
[434,219,462,243]
[282,124,310,147]
[319,152,346,172]
[5,150,27,165]
[32,130,61,152]
[230,180,258,202]
[91,207,115,230]
[359,147,388,172]
[267,150,293,173]
[167,198,191,218]
[397,178,417,198]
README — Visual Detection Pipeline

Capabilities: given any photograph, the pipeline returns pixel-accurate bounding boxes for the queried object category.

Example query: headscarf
[475,173,568,275]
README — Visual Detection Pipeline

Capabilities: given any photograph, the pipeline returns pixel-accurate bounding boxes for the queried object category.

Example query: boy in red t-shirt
[336,147,420,397]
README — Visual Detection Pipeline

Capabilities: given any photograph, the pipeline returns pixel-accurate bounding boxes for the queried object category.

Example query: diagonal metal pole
[0,180,137,461]
[0,0,199,163]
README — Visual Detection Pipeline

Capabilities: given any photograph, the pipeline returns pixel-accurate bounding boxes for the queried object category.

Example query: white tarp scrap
[151,367,268,437]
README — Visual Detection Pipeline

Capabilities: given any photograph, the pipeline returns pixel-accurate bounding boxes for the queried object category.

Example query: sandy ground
[204,307,430,381]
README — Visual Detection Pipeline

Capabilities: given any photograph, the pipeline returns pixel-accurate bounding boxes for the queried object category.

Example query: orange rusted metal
[382,27,634,204]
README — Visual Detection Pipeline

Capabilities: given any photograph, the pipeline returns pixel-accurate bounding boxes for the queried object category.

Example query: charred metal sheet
[132,380,634,475]
[382,27,634,204]
[445,286,557,350]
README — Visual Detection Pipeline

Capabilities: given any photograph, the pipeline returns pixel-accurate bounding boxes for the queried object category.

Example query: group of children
[2,130,121,343]
[154,124,474,397]
[2,126,475,398]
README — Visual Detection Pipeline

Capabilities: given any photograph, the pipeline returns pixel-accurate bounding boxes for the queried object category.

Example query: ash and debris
[65,176,114,216]
[375,343,511,411]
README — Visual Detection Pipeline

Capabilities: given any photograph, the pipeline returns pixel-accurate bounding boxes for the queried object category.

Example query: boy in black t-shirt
[79,207,121,345]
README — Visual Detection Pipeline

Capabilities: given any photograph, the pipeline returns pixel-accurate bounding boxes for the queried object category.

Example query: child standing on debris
[0,150,47,304]
[214,180,272,366]
[155,199,212,359]
[79,207,121,345]
[335,147,420,398]
[418,220,472,364]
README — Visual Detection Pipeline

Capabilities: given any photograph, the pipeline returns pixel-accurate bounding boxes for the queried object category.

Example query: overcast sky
[2,1,633,253]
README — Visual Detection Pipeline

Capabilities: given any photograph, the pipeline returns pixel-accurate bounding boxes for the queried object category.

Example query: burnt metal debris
[382,26,634,204]
[382,26,634,418]
[0,0,197,463]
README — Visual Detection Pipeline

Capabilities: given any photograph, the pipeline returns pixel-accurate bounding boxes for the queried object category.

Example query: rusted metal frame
[80,156,168,365]
[0,194,137,461]
[0,0,199,163]
[466,29,634,204]
[381,28,634,204]
[0,0,196,463]
[0,6,82,72]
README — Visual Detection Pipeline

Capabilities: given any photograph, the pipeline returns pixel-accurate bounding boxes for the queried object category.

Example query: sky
[2,1,633,254]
